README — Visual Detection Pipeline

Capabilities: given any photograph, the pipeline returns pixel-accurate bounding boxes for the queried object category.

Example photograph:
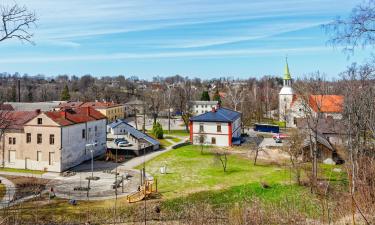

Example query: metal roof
[107,120,160,146]
[190,107,241,122]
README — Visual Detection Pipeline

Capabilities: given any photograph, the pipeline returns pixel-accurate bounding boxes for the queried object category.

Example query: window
[37,151,42,161]
[26,133,31,143]
[199,136,204,144]
[82,129,86,139]
[49,134,55,145]
[199,124,204,132]
[37,118,42,124]
[8,137,16,145]
[95,126,97,132]
[217,124,222,132]
[211,137,216,145]
[37,134,42,144]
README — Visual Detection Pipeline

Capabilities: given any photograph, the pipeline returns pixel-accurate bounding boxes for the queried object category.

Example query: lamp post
[86,142,97,179]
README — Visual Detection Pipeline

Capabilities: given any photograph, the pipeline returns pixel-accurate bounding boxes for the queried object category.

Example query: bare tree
[0,3,37,43]
[225,85,244,111]
[283,129,306,185]
[214,148,229,172]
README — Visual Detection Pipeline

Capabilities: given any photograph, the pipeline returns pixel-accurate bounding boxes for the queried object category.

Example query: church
[278,60,344,128]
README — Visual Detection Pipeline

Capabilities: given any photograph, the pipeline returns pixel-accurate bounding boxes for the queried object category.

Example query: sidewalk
[0,176,15,209]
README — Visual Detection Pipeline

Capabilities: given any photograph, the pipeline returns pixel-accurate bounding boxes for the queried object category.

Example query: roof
[0,104,14,111]
[296,118,346,135]
[0,111,39,129]
[309,95,344,113]
[58,101,123,110]
[124,100,145,106]
[190,107,241,122]
[107,120,160,145]
[45,107,106,126]
[291,95,344,113]
[5,101,64,111]
[284,59,292,80]
[303,133,333,151]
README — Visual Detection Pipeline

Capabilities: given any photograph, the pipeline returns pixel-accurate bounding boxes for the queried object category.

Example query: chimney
[35,109,41,114]
[211,107,217,113]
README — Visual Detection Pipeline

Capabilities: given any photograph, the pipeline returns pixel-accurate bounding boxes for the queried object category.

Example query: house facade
[190,101,219,115]
[1,107,106,172]
[189,107,241,147]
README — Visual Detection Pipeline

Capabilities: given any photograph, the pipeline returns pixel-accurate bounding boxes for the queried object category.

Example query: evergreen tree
[152,122,164,139]
[213,89,221,104]
[200,91,210,101]
[61,85,71,101]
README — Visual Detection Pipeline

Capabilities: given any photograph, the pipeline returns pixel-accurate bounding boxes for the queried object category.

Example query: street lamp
[86,142,98,180]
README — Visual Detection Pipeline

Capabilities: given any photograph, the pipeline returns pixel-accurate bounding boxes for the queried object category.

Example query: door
[25,157,29,169]
[9,150,16,164]
[49,152,55,165]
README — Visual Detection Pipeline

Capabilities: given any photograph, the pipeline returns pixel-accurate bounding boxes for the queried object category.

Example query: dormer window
[37,118,42,125]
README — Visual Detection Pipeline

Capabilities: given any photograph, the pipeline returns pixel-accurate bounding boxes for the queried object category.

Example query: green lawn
[164,129,189,137]
[138,145,293,199]
[165,136,182,143]
[0,167,45,175]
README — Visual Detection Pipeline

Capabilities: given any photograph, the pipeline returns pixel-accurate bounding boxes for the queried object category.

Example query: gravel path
[0,176,15,209]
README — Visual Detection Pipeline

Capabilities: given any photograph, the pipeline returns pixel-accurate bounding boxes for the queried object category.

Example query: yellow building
[58,101,125,122]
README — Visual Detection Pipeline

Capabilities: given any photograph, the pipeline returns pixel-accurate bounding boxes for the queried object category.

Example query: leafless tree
[214,148,229,172]
[283,129,306,185]
[0,3,37,44]
[225,85,244,111]
[325,0,375,53]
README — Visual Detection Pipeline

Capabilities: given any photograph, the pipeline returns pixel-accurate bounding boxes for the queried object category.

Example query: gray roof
[303,133,333,151]
[5,101,65,111]
[107,120,160,146]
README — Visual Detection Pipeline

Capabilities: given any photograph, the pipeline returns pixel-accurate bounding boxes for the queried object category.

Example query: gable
[25,113,60,126]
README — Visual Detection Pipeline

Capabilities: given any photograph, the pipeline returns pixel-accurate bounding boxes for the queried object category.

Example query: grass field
[165,136,182,143]
[138,145,294,199]
[0,167,46,175]
[164,129,189,137]
[0,183,5,200]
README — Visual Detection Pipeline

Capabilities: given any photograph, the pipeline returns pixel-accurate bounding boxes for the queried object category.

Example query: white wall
[61,119,106,171]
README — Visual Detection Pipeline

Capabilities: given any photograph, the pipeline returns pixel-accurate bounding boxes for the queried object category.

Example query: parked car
[118,142,132,147]
[272,133,289,140]
[114,138,126,144]
[275,138,282,143]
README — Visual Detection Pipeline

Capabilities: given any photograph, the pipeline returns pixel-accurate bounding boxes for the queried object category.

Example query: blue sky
[0,0,371,79]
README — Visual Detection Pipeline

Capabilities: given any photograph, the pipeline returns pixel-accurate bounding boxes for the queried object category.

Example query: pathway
[0,176,15,209]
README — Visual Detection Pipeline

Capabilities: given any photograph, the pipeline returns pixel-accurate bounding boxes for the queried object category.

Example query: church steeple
[283,57,292,86]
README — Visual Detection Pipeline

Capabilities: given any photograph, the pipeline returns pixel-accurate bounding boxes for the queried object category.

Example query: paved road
[119,136,188,170]
[0,176,15,209]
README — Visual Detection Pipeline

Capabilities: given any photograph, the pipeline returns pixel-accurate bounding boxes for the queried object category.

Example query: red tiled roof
[45,107,106,126]
[291,95,344,113]
[0,104,14,111]
[0,111,39,129]
[58,102,84,108]
[309,95,344,113]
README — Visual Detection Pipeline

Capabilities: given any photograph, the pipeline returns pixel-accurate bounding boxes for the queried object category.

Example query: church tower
[279,58,294,126]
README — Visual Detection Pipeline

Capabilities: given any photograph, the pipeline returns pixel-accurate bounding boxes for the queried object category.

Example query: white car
[118,141,132,147]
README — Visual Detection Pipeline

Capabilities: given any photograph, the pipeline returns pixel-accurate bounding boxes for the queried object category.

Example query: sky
[0,0,372,80]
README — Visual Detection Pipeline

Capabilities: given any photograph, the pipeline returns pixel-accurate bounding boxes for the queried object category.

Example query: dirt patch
[1,175,50,200]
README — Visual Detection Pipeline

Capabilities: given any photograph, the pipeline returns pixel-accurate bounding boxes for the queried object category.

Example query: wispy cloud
[0,46,328,64]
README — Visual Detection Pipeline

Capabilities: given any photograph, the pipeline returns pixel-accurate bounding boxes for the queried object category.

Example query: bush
[152,122,164,139]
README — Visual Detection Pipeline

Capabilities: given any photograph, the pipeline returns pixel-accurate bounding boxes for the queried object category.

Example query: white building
[190,101,219,115]
[279,60,344,127]
[1,107,107,172]
[189,107,241,147]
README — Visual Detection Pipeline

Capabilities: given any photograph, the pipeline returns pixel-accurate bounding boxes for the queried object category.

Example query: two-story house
[1,107,107,172]
[189,107,241,147]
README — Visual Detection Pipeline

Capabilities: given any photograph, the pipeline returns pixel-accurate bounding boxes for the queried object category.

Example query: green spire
[284,57,291,80]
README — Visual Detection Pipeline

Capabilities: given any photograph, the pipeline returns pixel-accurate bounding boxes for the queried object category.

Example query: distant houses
[1,107,106,172]
[189,106,241,147]
[189,101,218,115]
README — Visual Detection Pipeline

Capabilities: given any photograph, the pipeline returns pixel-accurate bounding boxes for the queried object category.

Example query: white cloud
[0,46,329,64]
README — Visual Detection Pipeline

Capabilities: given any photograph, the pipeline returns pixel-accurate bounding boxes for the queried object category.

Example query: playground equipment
[126,179,157,203]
